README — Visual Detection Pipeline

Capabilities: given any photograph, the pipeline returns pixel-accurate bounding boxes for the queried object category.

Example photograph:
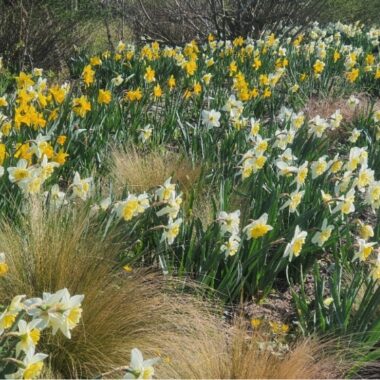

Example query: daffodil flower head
[284,226,308,261]
[124,348,160,379]
[218,210,241,235]
[243,213,273,239]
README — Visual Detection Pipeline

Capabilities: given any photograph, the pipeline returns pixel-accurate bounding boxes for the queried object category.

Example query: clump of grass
[159,317,351,379]
[109,146,202,195]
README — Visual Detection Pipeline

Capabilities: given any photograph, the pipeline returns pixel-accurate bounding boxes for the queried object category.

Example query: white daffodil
[221,234,241,256]
[45,184,66,207]
[284,226,308,261]
[0,252,8,277]
[353,239,377,262]
[72,172,93,200]
[156,193,182,219]
[355,166,374,191]
[155,177,176,202]
[243,213,273,239]
[365,180,380,210]
[329,109,343,130]
[0,295,25,335]
[124,348,160,379]
[347,95,360,110]
[276,160,297,177]
[25,288,84,339]
[5,349,48,379]
[218,210,240,235]
[162,218,182,245]
[30,134,51,159]
[357,220,374,241]
[139,125,153,143]
[252,134,269,154]
[370,252,380,281]
[311,156,328,179]
[292,161,308,188]
[114,193,149,221]
[249,118,261,137]
[311,219,334,247]
[346,146,367,171]
[99,196,112,211]
[111,74,124,86]
[309,115,329,138]
[332,188,355,215]
[15,319,42,355]
[7,159,32,184]
[201,109,221,129]
[281,190,305,213]
[40,154,59,180]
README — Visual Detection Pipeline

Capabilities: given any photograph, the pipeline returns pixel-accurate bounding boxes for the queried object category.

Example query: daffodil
[309,115,329,138]
[365,180,380,210]
[98,89,112,105]
[115,193,149,221]
[72,172,93,200]
[284,226,308,261]
[144,66,156,83]
[162,218,182,245]
[357,220,374,241]
[15,319,42,355]
[156,193,182,219]
[243,213,273,239]
[332,188,355,215]
[82,64,95,87]
[0,252,8,276]
[221,234,241,256]
[281,190,305,213]
[311,156,328,179]
[5,350,48,379]
[155,178,176,202]
[218,210,240,235]
[72,95,91,118]
[355,166,374,191]
[139,125,153,143]
[124,348,160,379]
[201,109,221,129]
[353,239,376,262]
[7,159,32,183]
[311,219,333,247]
[25,288,84,339]
[0,295,26,335]
[111,74,124,86]
[371,253,380,281]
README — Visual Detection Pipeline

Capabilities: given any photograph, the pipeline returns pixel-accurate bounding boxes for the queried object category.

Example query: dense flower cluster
[0,279,83,379]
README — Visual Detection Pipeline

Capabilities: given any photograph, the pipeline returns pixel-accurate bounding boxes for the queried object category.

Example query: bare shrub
[121,0,329,45]
[0,0,97,71]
